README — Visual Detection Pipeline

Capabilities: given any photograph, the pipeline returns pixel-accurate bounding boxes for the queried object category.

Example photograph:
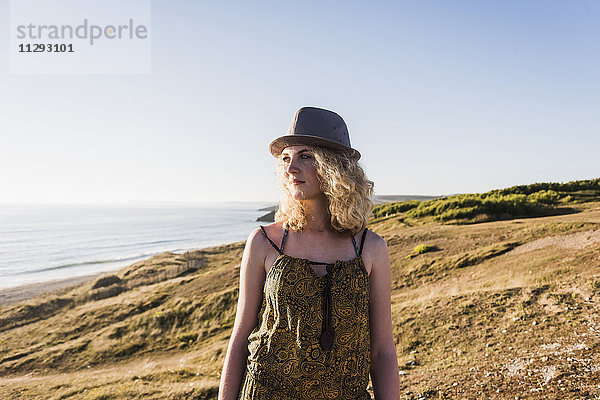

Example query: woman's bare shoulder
[357,228,387,253]
[244,222,285,257]
[359,228,389,275]
[367,228,388,250]
[256,221,286,246]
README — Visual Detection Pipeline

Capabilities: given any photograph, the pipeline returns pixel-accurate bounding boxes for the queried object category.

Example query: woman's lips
[292,179,305,185]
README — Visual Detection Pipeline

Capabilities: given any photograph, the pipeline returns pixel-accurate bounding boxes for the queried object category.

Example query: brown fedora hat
[269,106,361,160]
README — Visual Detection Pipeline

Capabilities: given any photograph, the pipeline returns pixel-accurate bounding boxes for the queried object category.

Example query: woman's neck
[300,195,332,233]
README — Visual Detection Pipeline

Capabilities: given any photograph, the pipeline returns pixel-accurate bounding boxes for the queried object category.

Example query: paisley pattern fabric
[238,228,371,400]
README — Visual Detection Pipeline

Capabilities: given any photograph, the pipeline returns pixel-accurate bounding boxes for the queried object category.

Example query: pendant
[319,326,334,350]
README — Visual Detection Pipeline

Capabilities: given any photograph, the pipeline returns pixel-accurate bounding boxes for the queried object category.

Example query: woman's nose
[286,156,301,174]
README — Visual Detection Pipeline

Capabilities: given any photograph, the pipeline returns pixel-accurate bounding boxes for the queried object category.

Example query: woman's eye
[281,154,311,162]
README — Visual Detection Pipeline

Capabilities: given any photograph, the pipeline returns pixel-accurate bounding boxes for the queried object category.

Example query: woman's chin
[292,192,323,202]
[291,192,307,201]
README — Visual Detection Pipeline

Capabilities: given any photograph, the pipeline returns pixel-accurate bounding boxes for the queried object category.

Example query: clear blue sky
[1,0,598,204]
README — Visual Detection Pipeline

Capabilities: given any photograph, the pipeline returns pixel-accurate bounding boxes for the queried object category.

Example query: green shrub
[407,244,434,259]
[527,190,560,205]
[489,178,600,195]
[373,200,421,219]
[371,178,599,224]
[405,192,547,222]
[414,244,431,254]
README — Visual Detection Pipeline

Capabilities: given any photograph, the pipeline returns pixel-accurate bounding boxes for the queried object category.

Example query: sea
[0,202,272,289]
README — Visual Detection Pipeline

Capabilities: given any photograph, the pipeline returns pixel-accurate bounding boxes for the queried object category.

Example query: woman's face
[280,145,323,201]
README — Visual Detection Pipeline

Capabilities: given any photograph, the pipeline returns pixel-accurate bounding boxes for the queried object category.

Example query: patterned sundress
[238,226,371,400]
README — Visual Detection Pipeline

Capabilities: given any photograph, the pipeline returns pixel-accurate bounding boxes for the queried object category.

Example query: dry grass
[2,202,600,399]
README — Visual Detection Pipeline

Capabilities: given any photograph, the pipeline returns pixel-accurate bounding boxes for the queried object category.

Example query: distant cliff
[255,194,441,222]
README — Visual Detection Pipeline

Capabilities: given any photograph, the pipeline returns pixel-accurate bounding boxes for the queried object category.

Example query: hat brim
[269,135,361,160]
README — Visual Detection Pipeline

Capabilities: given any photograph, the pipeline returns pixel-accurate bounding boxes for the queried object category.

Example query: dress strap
[280,228,289,252]
[359,228,368,256]
[259,225,283,255]
[351,235,360,257]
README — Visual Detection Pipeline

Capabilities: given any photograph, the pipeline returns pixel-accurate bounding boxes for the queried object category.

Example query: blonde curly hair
[274,146,375,235]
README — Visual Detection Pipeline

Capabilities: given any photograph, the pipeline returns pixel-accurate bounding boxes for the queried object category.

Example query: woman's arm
[368,234,400,400]
[218,228,267,400]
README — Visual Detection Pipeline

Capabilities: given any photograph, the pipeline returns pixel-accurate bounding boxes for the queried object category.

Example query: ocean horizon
[0,202,274,289]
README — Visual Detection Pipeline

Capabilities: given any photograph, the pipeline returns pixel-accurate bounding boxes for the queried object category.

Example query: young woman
[218,107,399,400]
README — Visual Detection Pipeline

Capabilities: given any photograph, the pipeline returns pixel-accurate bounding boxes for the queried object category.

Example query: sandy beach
[0,273,104,307]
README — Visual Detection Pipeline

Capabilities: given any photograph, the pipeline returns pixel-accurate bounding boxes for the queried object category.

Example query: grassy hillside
[1,179,600,399]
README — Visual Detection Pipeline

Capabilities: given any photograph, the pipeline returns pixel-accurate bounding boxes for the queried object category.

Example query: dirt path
[510,229,600,255]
